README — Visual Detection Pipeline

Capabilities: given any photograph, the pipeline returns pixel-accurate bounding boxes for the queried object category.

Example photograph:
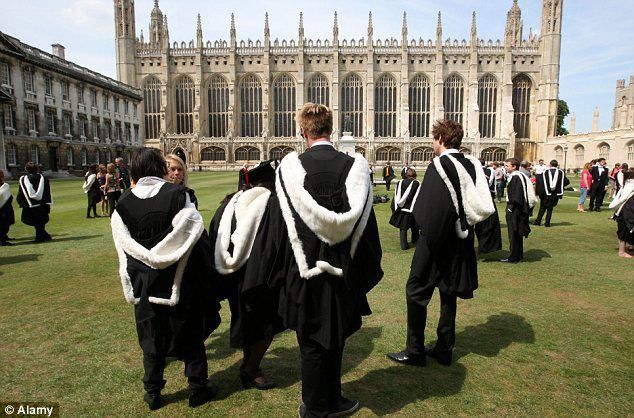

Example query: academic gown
[113,182,221,357]
[389,178,420,229]
[0,184,15,238]
[243,148,383,350]
[474,167,502,254]
[208,190,284,349]
[84,174,102,206]
[506,174,532,238]
[16,173,52,226]
[538,168,569,208]
[610,181,634,245]
[410,153,479,299]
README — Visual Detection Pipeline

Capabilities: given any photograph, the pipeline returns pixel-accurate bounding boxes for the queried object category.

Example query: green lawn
[0,173,632,416]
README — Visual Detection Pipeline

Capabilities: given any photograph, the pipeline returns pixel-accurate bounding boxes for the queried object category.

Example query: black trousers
[399,227,419,250]
[34,223,51,242]
[107,190,122,217]
[405,275,458,357]
[86,194,98,217]
[136,313,208,395]
[535,198,554,226]
[297,334,344,417]
[496,182,505,202]
[589,185,606,210]
[506,212,524,262]
[385,178,392,191]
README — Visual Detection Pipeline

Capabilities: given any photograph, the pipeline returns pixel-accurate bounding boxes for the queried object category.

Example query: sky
[1,0,633,133]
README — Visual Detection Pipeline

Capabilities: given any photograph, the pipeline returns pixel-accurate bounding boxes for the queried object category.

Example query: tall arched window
[574,145,585,168]
[235,146,260,161]
[480,147,506,162]
[409,74,431,138]
[240,74,263,137]
[143,77,161,139]
[443,74,464,124]
[411,147,434,163]
[207,75,229,137]
[513,74,531,139]
[478,74,498,138]
[341,73,363,137]
[269,145,294,160]
[375,74,397,137]
[307,73,329,106]
[81,147,88,166]
[66,148,74,166]
[273,74,296,137]
[598,143,610,160]
[175,76,194,134]
[30,145,40,165]
[5,143,17,166]
[375,146,401,162]
[200,146,226,161]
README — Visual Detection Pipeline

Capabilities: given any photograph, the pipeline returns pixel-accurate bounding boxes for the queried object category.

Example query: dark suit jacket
[590,166,609,187]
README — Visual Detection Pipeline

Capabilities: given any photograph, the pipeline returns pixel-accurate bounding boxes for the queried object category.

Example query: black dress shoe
[533,221,541,226]
[329,397,360,417]
[143,392,161,411]
[425,346,452,366]
[189,383,219,408]
[240,368,276,390]
[386,350,426,367]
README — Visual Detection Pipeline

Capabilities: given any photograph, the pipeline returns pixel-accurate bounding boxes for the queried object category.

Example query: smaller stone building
[0,31,142,178]
[542,76,634,171]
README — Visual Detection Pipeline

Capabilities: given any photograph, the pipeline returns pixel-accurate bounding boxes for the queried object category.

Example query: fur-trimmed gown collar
[111,186,204,306]
[19,174,47,208]
[276,151,373,279]
[432,154,495,239]
[0,183,11,208]
[609,179,634,215]
[214,187,271,275]
[508,170,538,208]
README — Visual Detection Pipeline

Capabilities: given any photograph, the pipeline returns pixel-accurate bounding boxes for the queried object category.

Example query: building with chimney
[0,31,142,178]
[115,0,563,168]
[542,75,634,170]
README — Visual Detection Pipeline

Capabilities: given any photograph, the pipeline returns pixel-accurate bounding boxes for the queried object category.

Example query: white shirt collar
[440,148,460,157]
[310,140,334,148]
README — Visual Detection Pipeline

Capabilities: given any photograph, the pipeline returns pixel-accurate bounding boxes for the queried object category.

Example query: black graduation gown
[244,147,383,350]
[16,174,52,226]
[0,190,15,238]
[474,197,502,254]
[506,174,532,238]
[389,178,419,229]
[410,153,478,299]
[208,196,284,349]
[538,168,568,208]
[115,184,221,356]
[85,175,102,206]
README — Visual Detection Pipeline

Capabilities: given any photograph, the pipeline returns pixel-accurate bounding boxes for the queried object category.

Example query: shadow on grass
[544,221,574,227]
[346,312,533,415]
[481,248,551,263]
[198,326,382,402]
[0,253,43,267]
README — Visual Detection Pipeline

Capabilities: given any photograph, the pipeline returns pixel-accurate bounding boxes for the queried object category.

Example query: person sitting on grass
[110,147,221,410]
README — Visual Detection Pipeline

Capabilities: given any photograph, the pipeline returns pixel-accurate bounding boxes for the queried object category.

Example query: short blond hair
[166,153,188,187]
[297,103,333,139]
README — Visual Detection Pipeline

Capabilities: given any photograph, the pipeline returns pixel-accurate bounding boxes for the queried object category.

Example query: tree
[556,99,570,136]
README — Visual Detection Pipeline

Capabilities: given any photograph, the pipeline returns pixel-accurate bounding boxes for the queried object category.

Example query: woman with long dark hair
[82,164,101,218]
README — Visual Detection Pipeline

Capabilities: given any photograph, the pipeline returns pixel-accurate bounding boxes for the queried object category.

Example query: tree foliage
[557,99,570,136]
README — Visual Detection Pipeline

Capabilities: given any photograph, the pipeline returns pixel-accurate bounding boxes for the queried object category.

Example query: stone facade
[115,0,563,170]
[543,76,634,171]
[0,32,142,178]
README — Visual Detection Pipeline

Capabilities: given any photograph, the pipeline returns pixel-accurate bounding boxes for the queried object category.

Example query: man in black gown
[256,103,383,417]
[534,160,569,227]
[502,158,536,263]
[111,148,221,410]
[589,157,609,211]
[387,120,494,367]
[16,162,52,242]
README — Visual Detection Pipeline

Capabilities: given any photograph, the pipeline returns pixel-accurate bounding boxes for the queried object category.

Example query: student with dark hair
[387,119,495,368]
[208,160,282,391]
[609,167,634,258]
[0,170,15,246]
[82,164,101,218]
[534,159,569,227]
[103,163,121,217]
[390,168,421,250]
[16,162,53,243]
[110,147,221,410]
[502,157,537,262]
[383,161,395,191]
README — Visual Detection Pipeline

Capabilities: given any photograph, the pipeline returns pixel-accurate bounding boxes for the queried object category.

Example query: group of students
[111,104,384,416]
[82,158,131,218]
